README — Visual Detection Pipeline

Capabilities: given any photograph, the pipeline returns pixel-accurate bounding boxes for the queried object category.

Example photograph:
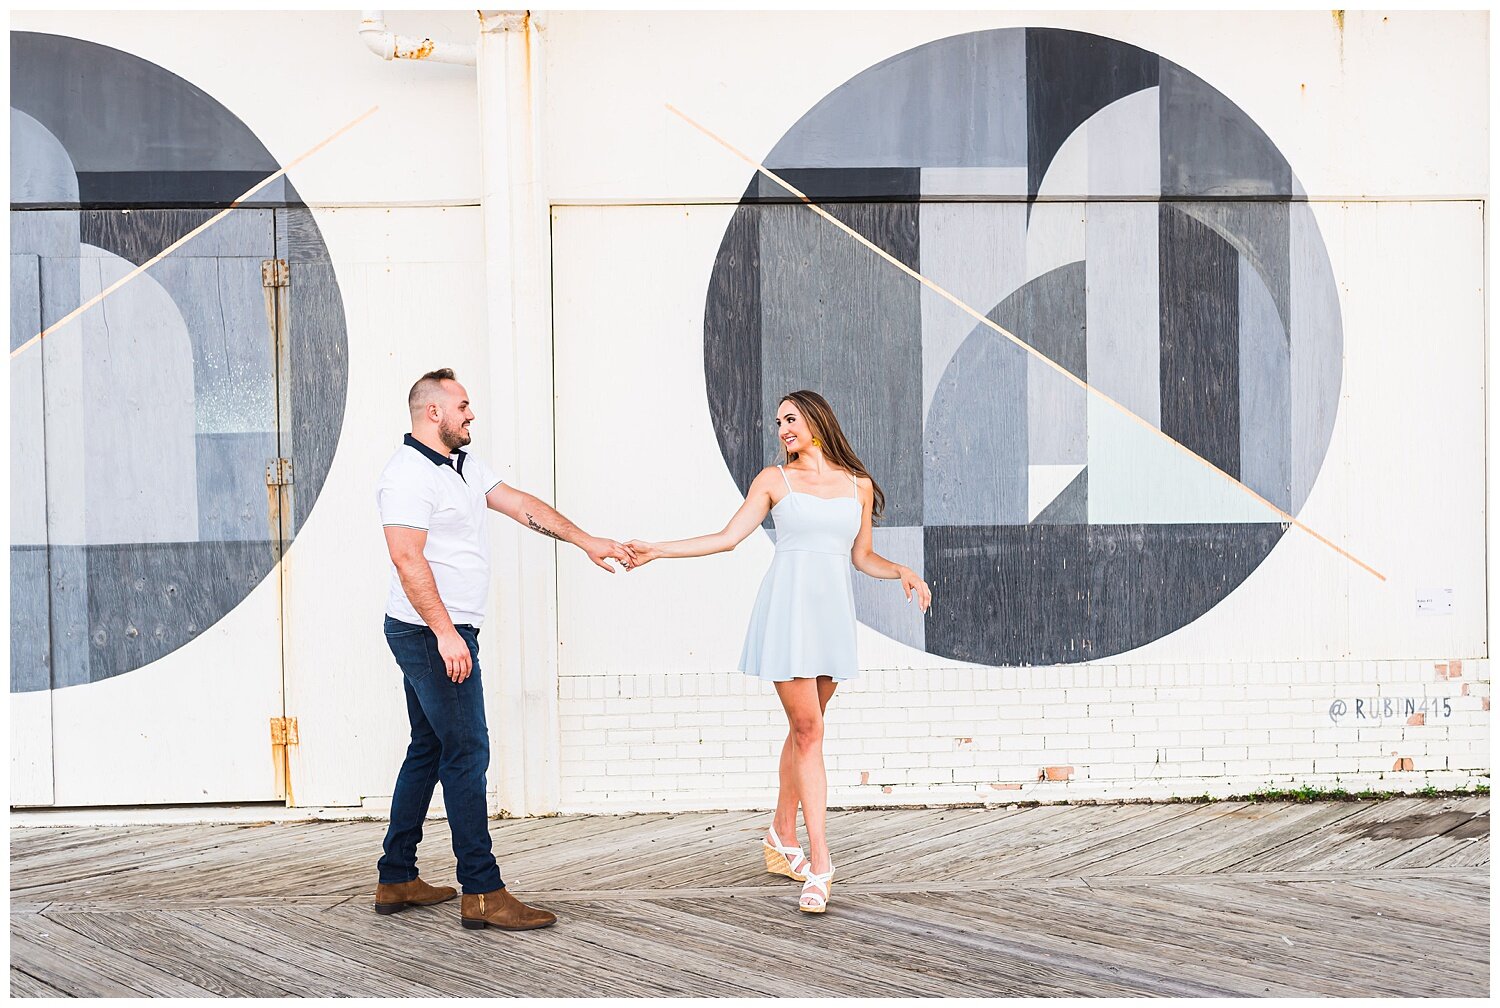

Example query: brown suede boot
[460,887,557,931]
[374,877,458,915]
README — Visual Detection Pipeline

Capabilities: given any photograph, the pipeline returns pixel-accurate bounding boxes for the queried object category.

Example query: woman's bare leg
[770,677,838,845]
[773,677,836,874]
[771,734,799,841]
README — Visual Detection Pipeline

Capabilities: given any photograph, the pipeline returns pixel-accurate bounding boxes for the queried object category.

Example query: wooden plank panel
[1158,798,1380,876]
[819,806,1029,881]
[369,899,711,996]
[849,890,1257,997]
[655,894,991,996]
[236,906,519,997]
[880,886,1348,997]
[572,897,848,996]
[1430,838,1490,868]
[1222,798,1441,872]
[1045,800,1260,876]
[8,799,1489,997]
[1363,806,1488,869]
[185,908,463,997]
[10,966,69,998]
[43,911,314,997]
[506,911,782,996]
[10,823,231,878]
[13,821,366,900]
[1275,876,1490,936]
[541,810,764,890]
[949,801,1209,879]
[1086,878,1487,996]
[11,912,214,997]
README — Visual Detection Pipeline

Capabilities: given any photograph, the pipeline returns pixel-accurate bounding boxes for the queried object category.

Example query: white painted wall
[541,11,1488,204]
[9,11,496,810]
[9,10,1489,813]
[540,10,1490,811]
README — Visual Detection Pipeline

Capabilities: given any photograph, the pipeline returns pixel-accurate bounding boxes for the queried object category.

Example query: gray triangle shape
[1032,467,1087,525]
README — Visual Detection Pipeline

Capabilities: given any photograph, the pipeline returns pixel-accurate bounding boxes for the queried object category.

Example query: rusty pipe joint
[358,10,476,66]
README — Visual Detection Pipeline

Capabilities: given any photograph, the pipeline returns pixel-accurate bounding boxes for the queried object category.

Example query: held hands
[622,540,663,569]
[582,536,638,573]
[898,565,933,613]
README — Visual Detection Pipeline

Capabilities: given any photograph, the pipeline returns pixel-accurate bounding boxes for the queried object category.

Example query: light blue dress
[738,466,862,683]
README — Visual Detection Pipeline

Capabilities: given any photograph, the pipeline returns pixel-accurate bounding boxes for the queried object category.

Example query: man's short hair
[408,368,457,414]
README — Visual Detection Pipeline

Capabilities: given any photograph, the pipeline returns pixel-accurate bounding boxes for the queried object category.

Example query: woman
[626,390,931,913]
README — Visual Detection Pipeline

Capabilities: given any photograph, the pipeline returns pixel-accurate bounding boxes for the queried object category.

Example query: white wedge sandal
[798,864,834,914]
[762,826,810,882]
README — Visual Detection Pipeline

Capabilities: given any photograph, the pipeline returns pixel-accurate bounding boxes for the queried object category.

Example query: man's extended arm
[485,483,635,572]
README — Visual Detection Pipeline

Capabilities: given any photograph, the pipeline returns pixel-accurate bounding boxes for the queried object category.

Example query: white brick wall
[555,659,1490,813]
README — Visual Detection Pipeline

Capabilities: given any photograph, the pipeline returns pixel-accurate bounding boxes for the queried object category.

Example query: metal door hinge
[265,457,295,486]
[271,716,299,806]
[270,716,299,745]
[261,259,289,288]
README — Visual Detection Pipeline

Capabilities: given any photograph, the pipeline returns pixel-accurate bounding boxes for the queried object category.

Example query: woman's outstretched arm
[849,476,933,611]
[626,467,781,566]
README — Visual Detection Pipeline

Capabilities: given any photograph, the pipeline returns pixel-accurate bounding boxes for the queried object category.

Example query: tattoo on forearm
[525,512,565,541]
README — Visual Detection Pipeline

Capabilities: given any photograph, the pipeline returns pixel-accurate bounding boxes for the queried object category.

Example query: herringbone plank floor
[9,796,1489,996]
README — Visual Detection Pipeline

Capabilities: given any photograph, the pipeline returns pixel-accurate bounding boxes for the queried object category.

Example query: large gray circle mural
[705,29,1342,665]
[10,32,348,691]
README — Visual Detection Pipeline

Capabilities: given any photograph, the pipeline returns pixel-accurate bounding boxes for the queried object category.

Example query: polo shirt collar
[403,433,467,476]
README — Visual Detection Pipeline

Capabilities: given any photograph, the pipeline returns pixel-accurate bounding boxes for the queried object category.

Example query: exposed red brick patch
[1483,698,1490,711]
[956,737,974,749]
[1451,659,1464,676]
[881,786,894,795]
[992,783,1022,790]
[1393,757,1415,772]
[1461,683,1469,695]
[1407,713,1425,726]
[1435,662,1450,679]
[1040,766,1074,782]
[859,772,870,786]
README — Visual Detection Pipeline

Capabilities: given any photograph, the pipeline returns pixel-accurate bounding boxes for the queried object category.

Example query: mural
[9,32,348,691]
[705,28,1343,664]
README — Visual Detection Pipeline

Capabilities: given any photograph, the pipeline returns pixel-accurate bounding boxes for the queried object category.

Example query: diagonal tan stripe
[9,104,380,363]
[667,103,1383,582]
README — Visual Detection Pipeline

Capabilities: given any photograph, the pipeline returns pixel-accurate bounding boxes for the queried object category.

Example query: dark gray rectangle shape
[69,171,288,209]
[703,204,764,508]
[284,260,350,535]
[759,202,923,526]
[11,546,51,692]
[1160,62,1292,199]
[79,208,273,263]
[754,168,921,203]
[83,540,276,686]
[195,432,277,542]
[923,522,1286,665]
[1159,206,1240,480]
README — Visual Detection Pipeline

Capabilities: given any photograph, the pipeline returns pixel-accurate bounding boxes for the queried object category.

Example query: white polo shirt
[376,434,504,628]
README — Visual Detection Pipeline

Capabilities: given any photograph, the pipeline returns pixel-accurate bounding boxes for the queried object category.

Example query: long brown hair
[777,390,886,521]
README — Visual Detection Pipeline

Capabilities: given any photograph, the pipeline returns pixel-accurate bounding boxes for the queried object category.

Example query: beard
[438,418,471,451]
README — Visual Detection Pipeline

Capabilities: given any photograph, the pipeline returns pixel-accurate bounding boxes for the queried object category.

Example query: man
[373,367,634,931]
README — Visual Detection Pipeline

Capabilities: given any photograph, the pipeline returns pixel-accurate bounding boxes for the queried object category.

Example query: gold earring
[811,438,821,447]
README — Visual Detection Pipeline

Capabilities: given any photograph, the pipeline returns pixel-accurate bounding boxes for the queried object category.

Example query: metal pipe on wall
[476,10,563,818]
[357,9,477,66]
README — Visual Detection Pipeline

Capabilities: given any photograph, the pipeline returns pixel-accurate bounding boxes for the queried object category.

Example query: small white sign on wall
[1416,586,1455,614]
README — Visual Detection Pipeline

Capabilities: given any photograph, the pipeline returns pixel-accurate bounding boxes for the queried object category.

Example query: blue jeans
[378,616,504,894]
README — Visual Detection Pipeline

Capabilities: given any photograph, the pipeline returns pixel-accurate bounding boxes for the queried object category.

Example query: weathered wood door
[9,209,291,806]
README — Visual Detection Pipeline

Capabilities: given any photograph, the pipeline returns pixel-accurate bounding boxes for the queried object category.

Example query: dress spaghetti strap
[776,464,794,494]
